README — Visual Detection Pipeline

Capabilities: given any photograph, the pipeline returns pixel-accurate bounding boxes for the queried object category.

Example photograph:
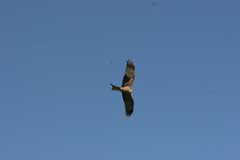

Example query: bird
[111,59,135,117]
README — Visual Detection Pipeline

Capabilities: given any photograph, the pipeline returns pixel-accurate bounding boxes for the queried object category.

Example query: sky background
[0,0,240,159]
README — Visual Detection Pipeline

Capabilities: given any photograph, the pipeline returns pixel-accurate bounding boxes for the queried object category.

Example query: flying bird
[111,59,135,117]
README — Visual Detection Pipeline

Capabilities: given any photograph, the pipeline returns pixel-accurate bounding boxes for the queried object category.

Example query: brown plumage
[111,59,135,117]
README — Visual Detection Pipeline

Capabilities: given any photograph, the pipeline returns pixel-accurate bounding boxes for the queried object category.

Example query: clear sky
[0,0,240,159]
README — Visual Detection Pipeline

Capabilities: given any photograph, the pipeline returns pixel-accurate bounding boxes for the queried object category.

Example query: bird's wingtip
[126,59,134,66]
[127,59,133,63]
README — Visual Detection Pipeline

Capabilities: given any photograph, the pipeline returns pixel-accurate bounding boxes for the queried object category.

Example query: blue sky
[0,0,240,159]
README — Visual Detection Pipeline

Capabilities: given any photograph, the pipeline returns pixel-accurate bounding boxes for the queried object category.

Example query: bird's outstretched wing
[122,92,134,116]
[121,59,135,116]
[121,59,135,87]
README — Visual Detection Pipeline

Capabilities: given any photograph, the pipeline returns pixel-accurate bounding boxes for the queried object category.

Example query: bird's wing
[122,59,135,87]
[122,92,134,116]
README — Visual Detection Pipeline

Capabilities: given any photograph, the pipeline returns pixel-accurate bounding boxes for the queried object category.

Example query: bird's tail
[110,84,121,91]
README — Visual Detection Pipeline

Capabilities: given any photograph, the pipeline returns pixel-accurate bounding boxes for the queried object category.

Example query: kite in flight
[111,59,135,117]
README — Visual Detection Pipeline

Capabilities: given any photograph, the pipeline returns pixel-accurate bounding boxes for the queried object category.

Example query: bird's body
[111,59,135,117]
